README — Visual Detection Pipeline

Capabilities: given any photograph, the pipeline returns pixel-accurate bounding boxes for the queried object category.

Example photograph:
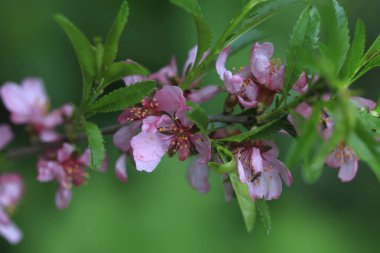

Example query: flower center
[62,159,87,187]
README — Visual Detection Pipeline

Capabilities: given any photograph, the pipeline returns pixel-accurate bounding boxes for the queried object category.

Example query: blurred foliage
[0,0,380,252]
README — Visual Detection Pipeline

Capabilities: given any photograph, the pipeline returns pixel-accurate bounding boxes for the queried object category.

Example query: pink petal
[338,156,358,182]
[123,75,146,86]
[131,131,168,172]
[113,125,136,152]
[39,130,61,143]
[262,170,283,200]
[187,85,220,103]
[216,46,231,80]
[0,124,13,150]
[78,149,91,167]
[237,157,248,184]
[21,78,49,108]
[55,187,72,209]
[115,154,128,183]
[187,158,210,193]
[221,174,233,202]
[223,71,244,94]
[57,143,75,163]
[293,72,308,94]
[149,57,178,85]
[251,147,263,173]
[0,82,30,122]
[268,65,285,91]
[0,220,23,245]
[351,97,376,111]
[154,85,186,115]
[250,42,273,84]
[37,160,65,183]
[0,173,24,207]
[191,134,211,164]
[175,106,193,128]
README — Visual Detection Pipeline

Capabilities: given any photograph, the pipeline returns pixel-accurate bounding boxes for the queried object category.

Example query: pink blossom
[326,143,358,182]
[0,124,13,150]
[292,72,308,94]
[235,140,292,200]
[0,78,73,142]
[250,42,285,92]
[131,107,211,172]
[37,143,107,209]
[0,173,24,244]
[216,46,260,108]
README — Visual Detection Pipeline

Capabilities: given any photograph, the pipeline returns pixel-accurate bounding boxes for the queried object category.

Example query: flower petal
[115,154,128,183]
[154,85,186,115]
[131,131,168,172]
[216,46,231,80]
[0,220,23,245]
[187,158,210,193]
[55,187,72,209]
[338,156,358,182]
[0,173,24,207]
[250,42,273,84]
[187,85,220,103]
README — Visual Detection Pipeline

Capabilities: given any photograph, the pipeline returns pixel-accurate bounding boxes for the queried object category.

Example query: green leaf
[350,36,380,83]
[357,110,380,133]
[256,200,271,234]
[284,5,321,92]
[170,0,212,66]
[85,121,105,170]
[320,0,350,77]
[103,61,150,88]
[91,81,156,113]
[103,1,129,68]
[348,120,380,180]
[55,14,97,97]
[286,102,323,169]
[186,104,209,134]
[229,172,256,233]
[342,20,366,82]
[208,143,236,173]
[218,116,286,143]
[231,0,305,46]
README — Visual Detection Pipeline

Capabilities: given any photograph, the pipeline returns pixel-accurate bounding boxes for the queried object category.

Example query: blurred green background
[0,0,380,252]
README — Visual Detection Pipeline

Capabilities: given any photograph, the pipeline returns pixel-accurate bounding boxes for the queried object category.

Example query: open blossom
[0,173,24,244]
[37,143,107,209]
[131,110,211,172]
[326,143,358,182]
[0,78,73,142]
[123,46,220,103]
[234,140,292,200]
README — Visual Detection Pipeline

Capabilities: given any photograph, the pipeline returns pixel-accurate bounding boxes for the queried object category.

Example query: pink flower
[216,46,260,108]
[0,78,73,142]
[326,143,358,182]
[0,124,13,150]
[37,143,107,209]
[292,72,308,94]
[131,108,211,172]
[235,140,292,200]
[0,173,24,244]
[250,42,285,92]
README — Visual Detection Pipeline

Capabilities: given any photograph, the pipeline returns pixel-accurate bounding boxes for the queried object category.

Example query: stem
[4,115,249,160]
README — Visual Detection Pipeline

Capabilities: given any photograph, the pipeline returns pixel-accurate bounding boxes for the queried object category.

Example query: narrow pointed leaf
[284,5,321,92]
[256,200,271,234]
[91,81,156,113]
[342,20,366,82]
[170,0,212,66]
[103,1,129,68]
[229,172,256,232]
[55,14,97,96]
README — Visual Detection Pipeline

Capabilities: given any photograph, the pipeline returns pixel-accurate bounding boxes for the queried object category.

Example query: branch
[4,114,249,160]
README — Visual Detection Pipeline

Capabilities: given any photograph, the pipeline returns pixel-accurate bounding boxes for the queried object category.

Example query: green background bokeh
[0,0,379,252]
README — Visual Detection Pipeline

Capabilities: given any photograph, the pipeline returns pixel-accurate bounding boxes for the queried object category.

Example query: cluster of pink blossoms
[0,42,376,244]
